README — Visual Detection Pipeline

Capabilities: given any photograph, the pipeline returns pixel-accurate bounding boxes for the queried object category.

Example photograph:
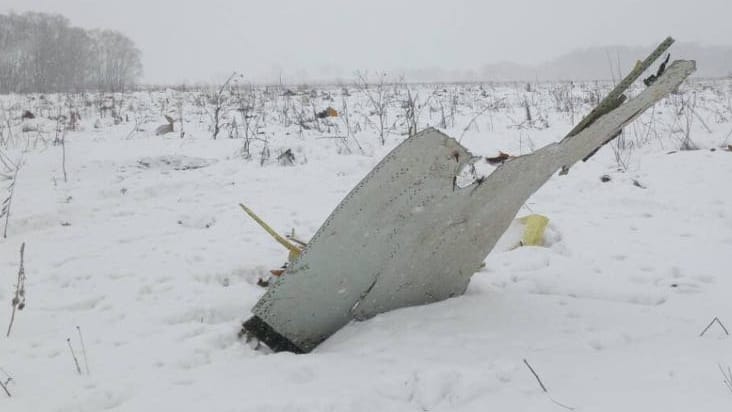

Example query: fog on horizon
[2,0,731,84]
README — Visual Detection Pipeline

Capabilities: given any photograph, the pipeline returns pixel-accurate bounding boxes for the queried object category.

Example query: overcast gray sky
[3,0,731,84]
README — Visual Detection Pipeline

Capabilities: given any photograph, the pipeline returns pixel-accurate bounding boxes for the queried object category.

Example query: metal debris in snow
[242,54,695,353]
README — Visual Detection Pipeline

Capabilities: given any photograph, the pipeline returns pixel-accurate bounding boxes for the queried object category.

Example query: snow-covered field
[1,79,731,411]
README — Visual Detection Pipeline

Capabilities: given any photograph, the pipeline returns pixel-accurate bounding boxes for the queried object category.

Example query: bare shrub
[355,71,390,145]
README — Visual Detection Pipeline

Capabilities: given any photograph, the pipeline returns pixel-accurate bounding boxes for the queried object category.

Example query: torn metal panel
[245,60,696,353]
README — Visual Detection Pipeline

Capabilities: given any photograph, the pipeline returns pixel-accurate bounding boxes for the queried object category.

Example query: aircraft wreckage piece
[243,60,696,353]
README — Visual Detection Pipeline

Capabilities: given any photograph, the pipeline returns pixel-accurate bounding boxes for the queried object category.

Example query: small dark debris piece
[600,175,612,183]
[486,151,513,165]
[643,53,671,87]
[241,316,304,353]
[60,222,71,227]
[316,107,338,119]
[450,150,460,162]
[277,149,296,166]
[269,263,288,278]
[632,179,647,189]
[155,123,174,136]
[21,110,35,120]
[727,145,732,152]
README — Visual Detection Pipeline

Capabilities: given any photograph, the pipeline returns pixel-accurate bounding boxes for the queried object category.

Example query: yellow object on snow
[518,214,549,246]
[239,203,302,261]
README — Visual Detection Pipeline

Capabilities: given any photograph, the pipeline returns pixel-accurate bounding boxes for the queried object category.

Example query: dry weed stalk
[6,242,26,337]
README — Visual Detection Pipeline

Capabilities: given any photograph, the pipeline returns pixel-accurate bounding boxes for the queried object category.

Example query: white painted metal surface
[249,61,696,352]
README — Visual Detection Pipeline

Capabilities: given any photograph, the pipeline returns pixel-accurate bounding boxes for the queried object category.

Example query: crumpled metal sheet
[246,61,696,353]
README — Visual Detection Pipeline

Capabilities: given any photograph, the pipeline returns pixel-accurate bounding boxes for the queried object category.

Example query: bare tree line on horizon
[0,11,142,94]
